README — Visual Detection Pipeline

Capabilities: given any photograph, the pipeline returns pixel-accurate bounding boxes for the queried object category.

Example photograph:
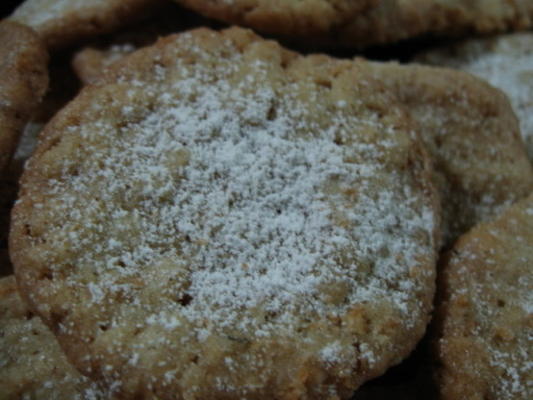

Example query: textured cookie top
[175,0,377,37]
[10,0,165,49]
[0,276,107,399]
[0,20,48,172]
[436,193,533,399]
[359,61,533,246]
[12,28,438,399]
[416,32,533,162]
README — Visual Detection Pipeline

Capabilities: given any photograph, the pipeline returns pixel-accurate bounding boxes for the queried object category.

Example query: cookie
[435,193,533,399]
[9,0,167,49]
[175,0,377,38]
[11,27,439,399]
[416,32,533,162]
[358,61,533,245]
[0,275,107,399]
[0,20,48,172]
[174,0,533,48]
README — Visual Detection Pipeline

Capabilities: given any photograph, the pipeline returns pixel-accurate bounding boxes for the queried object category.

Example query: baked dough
[11,27,439,399]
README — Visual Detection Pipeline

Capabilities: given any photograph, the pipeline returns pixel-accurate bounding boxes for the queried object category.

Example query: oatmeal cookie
[435,193,533,399]
[0,20,48,172]
[173,0,533,48]
[358,61,533,245]
[73,38,533,248]
[11,27,439,399]
[416,32,533,162]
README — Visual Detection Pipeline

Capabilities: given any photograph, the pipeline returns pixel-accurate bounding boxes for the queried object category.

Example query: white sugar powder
[43,44,435,339]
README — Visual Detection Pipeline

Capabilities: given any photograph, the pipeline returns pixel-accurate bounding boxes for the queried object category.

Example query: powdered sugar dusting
[490,348,532,398]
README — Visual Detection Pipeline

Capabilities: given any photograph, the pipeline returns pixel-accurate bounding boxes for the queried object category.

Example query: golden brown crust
[11,27,439,399]
[9,0,167,49]
[435,193,533,399]
[0,276,107,399]
[358,60,533,245]
[0,20,48,172]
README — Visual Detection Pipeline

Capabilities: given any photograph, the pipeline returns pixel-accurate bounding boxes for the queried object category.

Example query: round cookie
[11,27,439,399]
[174,0,377,38]
[416,32,533,162]
[0,20,48,172]
[9,0,167,49]
[435,193,533,399]
[358,61,533,246]
[0,276,107,399]
[173,0,533,48]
